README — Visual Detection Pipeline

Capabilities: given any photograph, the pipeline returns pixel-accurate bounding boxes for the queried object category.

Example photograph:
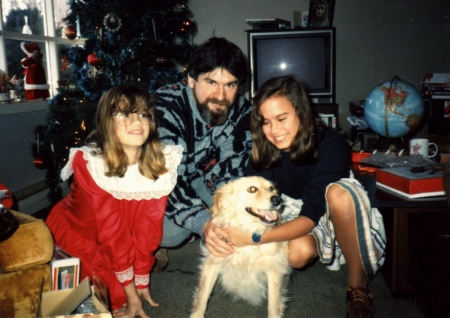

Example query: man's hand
[203,220,234,257]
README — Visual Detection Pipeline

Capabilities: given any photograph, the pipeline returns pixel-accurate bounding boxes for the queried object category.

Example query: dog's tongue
[258,209,278,222]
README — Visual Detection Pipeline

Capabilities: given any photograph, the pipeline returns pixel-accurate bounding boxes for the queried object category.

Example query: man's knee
[160,216,192,248]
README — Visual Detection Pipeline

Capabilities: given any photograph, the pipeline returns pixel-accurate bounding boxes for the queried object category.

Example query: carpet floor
[144,239,424,318]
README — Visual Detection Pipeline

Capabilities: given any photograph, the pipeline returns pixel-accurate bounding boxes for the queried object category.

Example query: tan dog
[190,176,291,318]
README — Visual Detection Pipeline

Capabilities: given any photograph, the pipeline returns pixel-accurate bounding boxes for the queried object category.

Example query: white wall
[189,0,450,133]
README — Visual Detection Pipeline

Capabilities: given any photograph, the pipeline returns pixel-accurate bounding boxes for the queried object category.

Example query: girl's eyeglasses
[114,112,154,126]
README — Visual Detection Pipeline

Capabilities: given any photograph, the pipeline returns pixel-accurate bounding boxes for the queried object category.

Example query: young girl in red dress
[46,85,182,317]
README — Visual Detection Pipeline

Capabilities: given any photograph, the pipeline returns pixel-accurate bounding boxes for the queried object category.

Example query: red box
[376,166,447,198]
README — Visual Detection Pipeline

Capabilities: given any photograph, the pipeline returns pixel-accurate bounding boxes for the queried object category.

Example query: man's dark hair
[187,37,247,85]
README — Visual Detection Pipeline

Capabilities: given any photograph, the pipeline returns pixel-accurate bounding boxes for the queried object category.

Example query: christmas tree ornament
[63,25,77,40]
[156,57,169,64]
[76,15,82,38]
[179,19,194,33]
[62,55,68,71]
[33,156,46,169]
[152,19,157,40]
[103,13,122,33]
[0,184,14,209]
[87,52,101,66]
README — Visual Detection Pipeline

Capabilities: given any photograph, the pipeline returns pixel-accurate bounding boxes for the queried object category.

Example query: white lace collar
[60,145,183,200]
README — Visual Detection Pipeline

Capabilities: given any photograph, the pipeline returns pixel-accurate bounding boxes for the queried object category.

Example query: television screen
[248,29,335,101]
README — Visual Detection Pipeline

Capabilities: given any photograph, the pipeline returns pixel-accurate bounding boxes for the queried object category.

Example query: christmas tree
[33,0,197,204]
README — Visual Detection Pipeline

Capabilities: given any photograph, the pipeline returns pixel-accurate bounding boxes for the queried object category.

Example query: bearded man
[154,37,252,270]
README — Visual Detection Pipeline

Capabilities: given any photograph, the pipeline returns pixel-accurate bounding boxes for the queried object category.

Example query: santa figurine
[20,42,50,100]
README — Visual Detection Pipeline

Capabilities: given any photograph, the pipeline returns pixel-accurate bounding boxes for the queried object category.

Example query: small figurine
[20,42,50,101]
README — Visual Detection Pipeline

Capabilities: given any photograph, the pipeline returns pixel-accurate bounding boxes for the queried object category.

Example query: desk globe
[364,77,424,141]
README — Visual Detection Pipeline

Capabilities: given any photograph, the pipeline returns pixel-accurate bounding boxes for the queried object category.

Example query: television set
[247,28,335,103]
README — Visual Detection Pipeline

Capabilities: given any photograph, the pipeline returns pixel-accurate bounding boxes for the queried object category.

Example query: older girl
[223,76,385,318]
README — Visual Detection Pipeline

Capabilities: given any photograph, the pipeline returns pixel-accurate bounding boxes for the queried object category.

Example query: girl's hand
[112,283,149,318]
[112,301,149,318]
[138,287,159,307]
[224,226,254,247]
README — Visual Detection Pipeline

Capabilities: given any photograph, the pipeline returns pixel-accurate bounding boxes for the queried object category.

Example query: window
[0,0,84,99]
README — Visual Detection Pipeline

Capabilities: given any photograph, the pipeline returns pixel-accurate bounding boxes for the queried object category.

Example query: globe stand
[376,136,408,153]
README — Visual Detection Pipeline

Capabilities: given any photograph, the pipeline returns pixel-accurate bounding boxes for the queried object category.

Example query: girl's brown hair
[250,75,324,170]
[86,85,167,179]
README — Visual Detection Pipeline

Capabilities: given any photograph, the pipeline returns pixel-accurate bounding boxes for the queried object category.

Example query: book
[376,166,448,199]
[422,73,450,83]
[319,113,336,128]
[421,82,450,88]
[430,94,450,99]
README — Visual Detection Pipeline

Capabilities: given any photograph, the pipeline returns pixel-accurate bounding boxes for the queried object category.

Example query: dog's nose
[271,195,281,206]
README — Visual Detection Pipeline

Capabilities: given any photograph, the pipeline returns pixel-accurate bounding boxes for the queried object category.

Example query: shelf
[314,103,339,130]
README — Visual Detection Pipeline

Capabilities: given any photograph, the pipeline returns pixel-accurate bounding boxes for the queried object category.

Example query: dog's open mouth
[245,207,279,224]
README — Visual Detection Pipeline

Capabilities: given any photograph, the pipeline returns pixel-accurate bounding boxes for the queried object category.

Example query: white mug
[409,138,438,158]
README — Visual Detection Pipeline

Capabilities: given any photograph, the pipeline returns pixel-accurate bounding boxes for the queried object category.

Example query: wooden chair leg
[444,168,450,205]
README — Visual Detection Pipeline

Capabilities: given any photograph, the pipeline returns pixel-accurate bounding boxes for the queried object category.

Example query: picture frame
[444,100,450,117]
[307,0,336,28]
[51,246,80,290]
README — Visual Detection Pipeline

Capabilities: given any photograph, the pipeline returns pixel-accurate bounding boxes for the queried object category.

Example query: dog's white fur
[190,176,291,318]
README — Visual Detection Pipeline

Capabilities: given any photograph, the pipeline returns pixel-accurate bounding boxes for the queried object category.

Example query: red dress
[46,145,182,310]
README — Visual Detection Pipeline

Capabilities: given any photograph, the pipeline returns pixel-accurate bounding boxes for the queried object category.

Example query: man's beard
[197,98,231,126]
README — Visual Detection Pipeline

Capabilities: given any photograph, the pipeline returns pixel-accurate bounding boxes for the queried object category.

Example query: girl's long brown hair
[86,85,167,179]
[250,75,324,170]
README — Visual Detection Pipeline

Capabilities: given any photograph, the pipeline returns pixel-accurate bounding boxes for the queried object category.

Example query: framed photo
[444,100,450,117]
[308,0,336,28]
[51,246,80,290]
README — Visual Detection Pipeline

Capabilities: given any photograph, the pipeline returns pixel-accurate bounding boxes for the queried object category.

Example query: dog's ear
[211,182,233,216]
[210,187,223,217]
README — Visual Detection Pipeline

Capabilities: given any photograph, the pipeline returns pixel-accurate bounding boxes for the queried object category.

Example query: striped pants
[281,178,386,280]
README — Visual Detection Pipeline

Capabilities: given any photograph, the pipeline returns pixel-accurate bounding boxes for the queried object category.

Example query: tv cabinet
[314,103,340,130]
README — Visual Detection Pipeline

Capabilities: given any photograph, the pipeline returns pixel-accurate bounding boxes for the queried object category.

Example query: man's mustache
[206,98,231,107]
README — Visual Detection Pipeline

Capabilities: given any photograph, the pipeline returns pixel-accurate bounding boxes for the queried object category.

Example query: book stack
[319,113,337,128]
[421,73,450,101]
[421,73,450,136]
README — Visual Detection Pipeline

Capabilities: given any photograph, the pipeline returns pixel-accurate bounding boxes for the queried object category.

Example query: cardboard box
[39,277,111,318]
[376,165,448,198]
[51,246,80,290]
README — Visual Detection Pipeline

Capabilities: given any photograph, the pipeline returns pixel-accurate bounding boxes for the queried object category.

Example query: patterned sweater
[155,79,252,236]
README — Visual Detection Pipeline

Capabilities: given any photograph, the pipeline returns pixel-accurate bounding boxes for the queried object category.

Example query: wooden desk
[353,168,449,298]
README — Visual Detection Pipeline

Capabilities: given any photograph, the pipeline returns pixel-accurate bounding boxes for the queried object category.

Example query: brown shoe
[154,248,168,272]
[346,286,375,318]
